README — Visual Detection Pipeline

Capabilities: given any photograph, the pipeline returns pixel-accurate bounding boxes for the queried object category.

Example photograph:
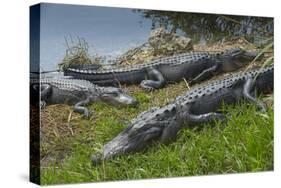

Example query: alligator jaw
[116,93,139,107]
[220,49,258,72]
[91,120,163,165]
[91,131,134,166]
[101,93,138,107]
[231,50,258,70]
[100,87,138,107]
[91,104,179,165]
[243,50,258,60]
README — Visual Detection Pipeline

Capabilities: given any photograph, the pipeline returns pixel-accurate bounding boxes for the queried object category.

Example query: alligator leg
[182,112,226,125]
[32,83,52,100]
[40,101,46,109]
[189,65,219,85]
[38,84,52,109]
[243,78,267,112]
[40,84,52,100]
[175,102,226,125]
[160,118,182,144]
[140,67,165,91]
[74,97,92,118]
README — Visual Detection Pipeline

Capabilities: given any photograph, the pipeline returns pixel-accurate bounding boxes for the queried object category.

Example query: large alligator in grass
[30,78,138,118]
[91,65,274,165]
[64,48,257,91]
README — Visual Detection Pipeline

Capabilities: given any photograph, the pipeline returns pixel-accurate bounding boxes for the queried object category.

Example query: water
[39,4,152,71]
[37,3,273,72]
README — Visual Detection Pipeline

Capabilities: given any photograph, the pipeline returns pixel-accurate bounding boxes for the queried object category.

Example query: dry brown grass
[40,105,86,166]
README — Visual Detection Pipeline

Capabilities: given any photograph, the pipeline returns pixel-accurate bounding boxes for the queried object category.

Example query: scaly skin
[91,65,273,165]
[64,48,257,91]
[30,78,138,118]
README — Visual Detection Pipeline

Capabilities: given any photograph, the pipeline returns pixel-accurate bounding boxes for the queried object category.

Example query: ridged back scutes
[65,47,254,75]
[176,65,274,105]
[129,104,176,130]
[66,51,216,74]
[31,78,100,92]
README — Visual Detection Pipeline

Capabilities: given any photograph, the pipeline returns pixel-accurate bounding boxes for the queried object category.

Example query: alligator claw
[82,109,91,119]
[215,113,227,122]
[143,86,154,92]
[145,87,155,92]
[40,101,46,109]
[140,82,155,92]
[257,102,267,113]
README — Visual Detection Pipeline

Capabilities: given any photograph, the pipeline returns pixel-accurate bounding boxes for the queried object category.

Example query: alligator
[30,78,138,118]
[64,48,257,91]
[91,65,273,165]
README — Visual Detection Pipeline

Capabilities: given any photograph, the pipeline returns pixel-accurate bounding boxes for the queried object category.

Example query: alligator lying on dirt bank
[91,65,274,165]
[30,78,138,118]
[64,48,257,91]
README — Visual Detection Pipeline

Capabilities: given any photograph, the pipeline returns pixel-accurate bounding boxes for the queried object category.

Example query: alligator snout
[129,99,139,107]
[116,93,139,107]
[221,49,259,72]
[244,50,258,59]
[100,88,139,107]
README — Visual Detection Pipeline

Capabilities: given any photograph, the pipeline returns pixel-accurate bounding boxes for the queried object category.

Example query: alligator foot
[243,78,267,112]
[160,118,182,145]
[73,107,91,119]
[140,80,155,92]
[40,100,46,109]
[176,104,226,126]
[82,109,91,119]
[140,67,165,91]
[74,97,92,119]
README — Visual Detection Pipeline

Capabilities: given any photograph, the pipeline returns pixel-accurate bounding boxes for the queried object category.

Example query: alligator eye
[231,48,242,56]
[164,109,169,114]
[110,92,119,97]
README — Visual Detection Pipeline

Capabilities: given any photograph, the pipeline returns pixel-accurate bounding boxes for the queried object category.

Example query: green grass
[40,81,273,185]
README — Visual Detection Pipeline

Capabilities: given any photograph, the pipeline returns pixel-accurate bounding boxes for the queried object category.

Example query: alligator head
[91,105,179,165]
[218,47,257,72]
[99,87,138,107]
